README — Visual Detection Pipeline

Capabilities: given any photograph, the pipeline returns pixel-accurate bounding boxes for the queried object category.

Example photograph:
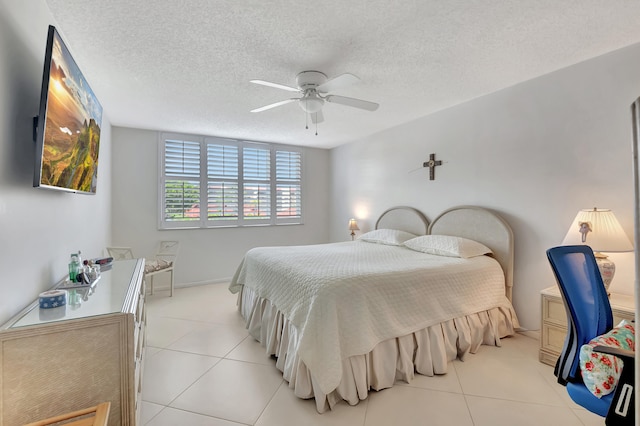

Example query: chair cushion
[145,259,173,274]
[579,320,635,398]
[567,381,613,417]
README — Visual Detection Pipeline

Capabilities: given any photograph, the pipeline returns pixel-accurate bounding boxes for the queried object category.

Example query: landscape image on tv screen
[38,27,102,193]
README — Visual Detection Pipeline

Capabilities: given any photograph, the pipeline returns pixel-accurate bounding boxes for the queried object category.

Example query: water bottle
[69,253,80,282]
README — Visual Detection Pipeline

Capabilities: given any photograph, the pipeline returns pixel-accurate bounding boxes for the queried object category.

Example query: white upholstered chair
[106,241,179,296]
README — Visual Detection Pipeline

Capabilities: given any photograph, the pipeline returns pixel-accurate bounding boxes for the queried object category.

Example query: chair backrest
[158,241,179,256]
[546,245,613,385]
[106,247,135,260]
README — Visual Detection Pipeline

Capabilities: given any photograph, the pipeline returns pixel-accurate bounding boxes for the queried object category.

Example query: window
[159,133,302,229]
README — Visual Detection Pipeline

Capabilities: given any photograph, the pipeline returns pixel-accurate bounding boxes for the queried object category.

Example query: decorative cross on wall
[423,153,443,180]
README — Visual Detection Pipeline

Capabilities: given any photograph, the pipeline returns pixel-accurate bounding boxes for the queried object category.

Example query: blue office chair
[547,245,634,425]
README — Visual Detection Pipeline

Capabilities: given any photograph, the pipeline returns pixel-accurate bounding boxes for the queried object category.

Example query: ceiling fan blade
[250,79,299,92]
[325,95,379,111]
[310,110,324,124]
[317,73,360,93]
[251,98,298,113]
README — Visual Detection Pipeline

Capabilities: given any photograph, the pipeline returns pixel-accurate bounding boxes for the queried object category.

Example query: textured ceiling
[45,0,640,149]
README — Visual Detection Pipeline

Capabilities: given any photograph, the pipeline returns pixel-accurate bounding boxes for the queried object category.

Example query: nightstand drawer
[543,295,567,326]
[542,323,566,353]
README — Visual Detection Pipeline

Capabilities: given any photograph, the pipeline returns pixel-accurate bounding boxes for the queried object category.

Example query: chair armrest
[593,345,635,363]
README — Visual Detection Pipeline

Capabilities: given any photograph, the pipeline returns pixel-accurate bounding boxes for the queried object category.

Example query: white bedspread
[229,241,511,395]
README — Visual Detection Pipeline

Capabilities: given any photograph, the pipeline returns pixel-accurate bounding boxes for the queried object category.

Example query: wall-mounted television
[33,25,103,194]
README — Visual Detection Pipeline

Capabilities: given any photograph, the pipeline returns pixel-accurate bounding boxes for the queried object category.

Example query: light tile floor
[141,284,605,426]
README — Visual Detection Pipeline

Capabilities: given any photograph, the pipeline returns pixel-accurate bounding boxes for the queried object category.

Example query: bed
[229,205,519,412]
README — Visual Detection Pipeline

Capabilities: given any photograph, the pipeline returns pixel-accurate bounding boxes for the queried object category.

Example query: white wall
[0,0,112,324]
[111,126,330,286]
[330,43,640,331]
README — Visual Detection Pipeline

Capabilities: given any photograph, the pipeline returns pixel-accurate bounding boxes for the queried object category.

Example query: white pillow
[403,235,492,258]
[359,229,417,246]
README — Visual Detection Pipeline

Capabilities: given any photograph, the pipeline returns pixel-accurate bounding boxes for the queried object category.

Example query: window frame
[158,132,304,230]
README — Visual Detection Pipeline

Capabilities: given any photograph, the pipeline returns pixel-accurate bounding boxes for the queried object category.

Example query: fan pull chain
[303,113,319,135]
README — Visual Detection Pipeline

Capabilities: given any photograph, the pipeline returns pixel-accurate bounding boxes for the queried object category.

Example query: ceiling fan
[250,71,379,125]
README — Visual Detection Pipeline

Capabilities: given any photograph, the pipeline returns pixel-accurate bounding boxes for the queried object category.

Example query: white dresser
[0,259,146,426]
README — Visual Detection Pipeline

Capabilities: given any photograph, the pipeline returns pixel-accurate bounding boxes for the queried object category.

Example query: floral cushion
[145,259,173,273]
[579,320,635,398]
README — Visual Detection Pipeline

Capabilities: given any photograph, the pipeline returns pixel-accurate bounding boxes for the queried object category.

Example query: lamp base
[594,252,615,295]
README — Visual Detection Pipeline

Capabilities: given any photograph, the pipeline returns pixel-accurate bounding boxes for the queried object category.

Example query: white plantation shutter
[162,138,201,227]
[243,147,271,222]
[207,144,238,179]
[276,150,301,223]
[207,144,239,222]
[243,147,270,181]
[243,184,270,219]
[160,133,303,229]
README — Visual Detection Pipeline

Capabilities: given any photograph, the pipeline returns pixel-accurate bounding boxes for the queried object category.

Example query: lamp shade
[561,208,633,252]
[348,218,359,231]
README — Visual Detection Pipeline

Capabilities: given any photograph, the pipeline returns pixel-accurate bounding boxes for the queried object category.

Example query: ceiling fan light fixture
[250,71,378,119]
[299,96,324,113]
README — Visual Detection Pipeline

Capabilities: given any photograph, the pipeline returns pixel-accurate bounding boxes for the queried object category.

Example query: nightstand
[539,286,635,366]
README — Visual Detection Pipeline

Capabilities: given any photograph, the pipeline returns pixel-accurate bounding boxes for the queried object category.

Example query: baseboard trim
[147,277,232,293]
[518,329,540,340]
[175,277,232,288]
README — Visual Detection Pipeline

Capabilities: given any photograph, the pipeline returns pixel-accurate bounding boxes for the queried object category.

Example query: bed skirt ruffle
[238,285,519,413]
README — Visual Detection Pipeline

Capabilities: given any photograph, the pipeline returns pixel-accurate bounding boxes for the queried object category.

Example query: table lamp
[348,218,359,241]
[561,208,633,292]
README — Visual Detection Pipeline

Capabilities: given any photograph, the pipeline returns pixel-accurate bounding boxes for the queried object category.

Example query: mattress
[229,240,514,396]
